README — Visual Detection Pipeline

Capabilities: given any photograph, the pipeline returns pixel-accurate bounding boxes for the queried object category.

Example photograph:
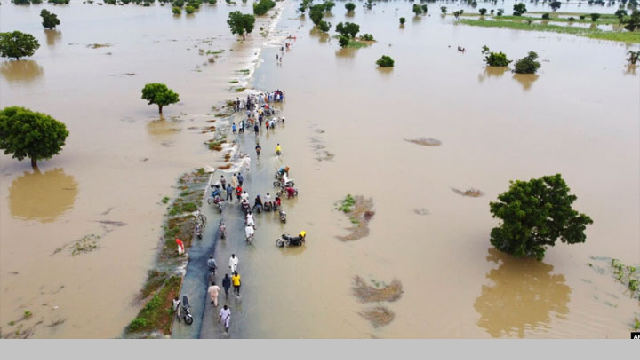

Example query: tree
[310,4,326,25]
[227,11,255,40]
[590,13,600,22]
[141,83,180,114]
[335,22,359,38]
[421,4,428,13]
[317,20,331,32]
[628,50,640,65]
[440,6,447,14]
[361,34,374,41]
[615,9,628,23]
[172,6,181,14]
[489,174,593,260]
[399,17,406,25]
[514,51,540,74]
[484,51,512,67]
[623,10,640,31]
[40,10,61,30]
[186,5,195,13]
[412,4,422,15]
[541,13,550,20]
[253,0,275,16]
[338,35,349,48]
[345,3,355,12]
[0,106,69,169]
[376,55,395,68]
[479,8,487,15]
[497,8,504,16]
[549,1,561,11]
[324,1,335,12]
[0,31,40,60]
[513,3,526,16]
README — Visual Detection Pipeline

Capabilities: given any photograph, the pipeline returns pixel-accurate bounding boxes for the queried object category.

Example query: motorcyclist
[283,231,306,246]
[275,143,282,155]
[264,193,272,209]
[207,255,218,274]
[211,185,222,200]
[275,196,281,208]
[253,195,262,212]
[277,166,290,178]
[285,186,296,199]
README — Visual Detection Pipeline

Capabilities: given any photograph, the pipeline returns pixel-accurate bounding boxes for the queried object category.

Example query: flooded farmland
[1,0,639,339]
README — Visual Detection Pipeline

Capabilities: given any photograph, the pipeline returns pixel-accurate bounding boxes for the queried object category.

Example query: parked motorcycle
[195,222,203,240]
[207,195,223,213]
[279,209,287,223]
[275,232,306,248]
[263,201,273,212]
[219,219,226,240]
[180,295,194,325]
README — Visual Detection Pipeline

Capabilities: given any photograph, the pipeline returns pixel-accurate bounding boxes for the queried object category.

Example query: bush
[579,15,585,20]
[590,13,600,22]
[541,13,550,20]
[129,318,148,331]
[484,51,511,67]
[489,174,593,260]
[317,20,331,32]
[513,3,526,16]
[361,34,374,41]
[172,6,181,14]
[253,0,275,16]
[514,51,540,74]
[338,35,349,48]
[399,17,405,25]
[568,17,575,22]
[376,55,394,68]
[345,3,355,12]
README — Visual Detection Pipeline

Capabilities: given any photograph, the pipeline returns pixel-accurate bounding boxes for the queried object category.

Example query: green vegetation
[590,13,600,22]
[629,51,640,65]
[23,311,32,319]
[162,196,170,204]
[421,4,428,13]
[185,5,195,14]
[514,51,540,74]
[549,1,562,12]
[541,13,550,21]
[441,6,447,14]
[41,10,61,30]
[127,275,182,335]
[339,35,349,48]
[624,10,640,32]
[48,0,70,3]
[324,1,335,12]
[513,3,526,17]
[0,106,69,169]
[317,20,331,33]
[0,31,40,60]
[412,4,422,16]
[337,194,356,213]
[458,19,640,44]
[376,55,394,68]
[172,6,181,14]
[345,3,355,13]
[227,12,255,40]
[479,8,487,16]
[399,17,405,25]
[310,3,327,26]
[141,83,180,114]
[336,22,360,38]
[253,0,275,16]
[482,46,511,67]
[360,34,374,42]
[489,174,593,260]
[299,0,312,13]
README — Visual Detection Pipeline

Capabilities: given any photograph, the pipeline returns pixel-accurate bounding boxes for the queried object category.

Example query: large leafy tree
[41,10,61,29]
[514,51,540,74]
[623,10,640,32]
[227,11,256,40]
[335,22,360,38]
[141,83,180,114]
[0,106,69,169]
[0,31,40,60]
[549,1,561,12]
[513,3,526,16]
[310,4,326,26]
[489,174,593,260]
[345,3,355,12]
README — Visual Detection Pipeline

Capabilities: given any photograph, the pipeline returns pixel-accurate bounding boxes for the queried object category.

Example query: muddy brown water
[1,1,639,338]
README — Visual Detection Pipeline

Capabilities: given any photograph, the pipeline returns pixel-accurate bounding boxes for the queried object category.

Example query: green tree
[549,1,561,11]
[376,55,394,67]
[0,106,69,169]
[541,13,550,20]
[623,10,640,31]
[590,13,600,22]
[227,11,255,40]
[399,17,406,25]
[172,6,181,14]
[0,31,40,60]
[253,0,275,16]
[513,3,526,16]
[479,8,487,15]
[324,1,335,12]
[317,20,331,32]
[345,3,355,12]
[361,33,374,41]
[628,50,640,65]
[186,5,195,13]
[615,9,628,23]
[12,0,31,4]
[497,8,504,16]
[421,4,428,13]
[141,83,180,114]
[338,35,349,48]
[440,6,447,14]
[484,51,512,67]
[310,4,326,25]
[514,51,540,74]
[40,10,61,30]
[489,174,593,260]
[335,22,360,38]
[412,4,422,15]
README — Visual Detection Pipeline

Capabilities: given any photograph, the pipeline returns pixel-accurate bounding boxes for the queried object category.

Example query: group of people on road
[205,254,242,333]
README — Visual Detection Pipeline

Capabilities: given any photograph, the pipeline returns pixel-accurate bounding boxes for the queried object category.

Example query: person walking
[222,274,231,300]
[229,254,238,273]
[237,173,244,187]
[172,296,181,321]
[219,305,231,333]
[231,272,241,296]
[231,174,238,188]
[208,282,221,307]
[232,122,237,134]
[226,183,234,202]
[235,185,243,202]
[220,176,227,191]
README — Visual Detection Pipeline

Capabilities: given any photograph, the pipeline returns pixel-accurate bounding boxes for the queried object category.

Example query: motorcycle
[207,195,224,213]
[219,219,226,240]
[241,200,251,215]
[273,179,295,188]
[279,209,286,223]
[275,233,306,248]
[276,187,299,198]
[180,295,194,325]
[263,201,273,212]
[195,222,203,240]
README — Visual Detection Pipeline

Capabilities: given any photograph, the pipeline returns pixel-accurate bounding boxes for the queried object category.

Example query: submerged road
[173,108,287,338]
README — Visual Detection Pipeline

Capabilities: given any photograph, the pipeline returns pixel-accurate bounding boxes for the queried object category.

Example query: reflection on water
[0,60,44,83]
[513,73,540,91]
[45,29,61,46]
[477,66,508,83]
[335,47,357,59]
[147,116,181,138]
[625,65,636,76]
[9,169,78,223]
[474,249,571,338]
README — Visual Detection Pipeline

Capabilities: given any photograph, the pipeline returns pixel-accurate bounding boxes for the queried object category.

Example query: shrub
[541,13,550,20]
[514,51,540,74]
[317,20,331,32]
[345,3,355,12]
[484,51,512,67]
[361,33,374,41]
[172,6,181,14]
[338,35,349,48]
[399,17,405,25]
[590,13,600,22]
[129,318,148,331]
[376,55,394,68]
[579,15,585,20]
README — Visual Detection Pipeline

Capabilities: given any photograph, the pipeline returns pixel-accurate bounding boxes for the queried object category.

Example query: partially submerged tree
[513,3,526,16]
[324,1,335,12]
[41,10,61,30]
[309,4,326,25]
[440,6,447,14]
[479,8,487,16]
[317,20,331,33]
[615,9,628,24]
[185,5,195,13]
[0,31,40,60]
[338,35,349,48]
[335,22,360,38]
[345,3,356,13]
[514,51,541,74]
[623,10,640,32]
[590,13,601,22]
[628,50,640,65]
[0,106,69,169]
[496,8,504,17]
[412,4,422,16]
[399,17,406,25]
[541,13,550,20]
[227,11,255,40]
[421,4,428,13]
[172,6,181,14]
[549,1,561,11]
[141,83,180,114]
[489,174,593,260]
[484,50,512,67]
[253,0,276,16]
[376,55,395,68]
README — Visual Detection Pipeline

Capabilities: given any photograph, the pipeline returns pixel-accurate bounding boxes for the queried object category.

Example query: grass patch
[235,87,245,92]
[229,80,239,84]
[162,196,170,204]
[458,19,640,43]
[353,276,403,303]
[496,15,618,25]
[336,194,356,213]
[126,275,182,335]
[206,50,225,55]
[237,69,250,75]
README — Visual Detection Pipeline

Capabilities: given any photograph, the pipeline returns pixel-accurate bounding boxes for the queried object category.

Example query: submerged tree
[514,51,541,74]
[483,50,512,67]
[338,35,349,48]
[317,20,331,33]
[549,1,561,11]
[40,10,61,29]
[513,3,526,16]
[623,10,640,32]
[628,51,640,65]
[399,17,406,25]
[489,174,593,260]
[335,22,360,38]
[615,9,628,24]
[141,83,180,114]
[376,55,395,68]
[345,3,356,13]
[227,11,255,40]
[0,106,69,169]
[590,13,601,22]
[412,4,422,16]
[0,31,40,60]
[440,6,447,14]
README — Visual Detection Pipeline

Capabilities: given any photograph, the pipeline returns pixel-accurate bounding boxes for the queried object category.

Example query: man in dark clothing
[222,274,232,300]
[226,184,234,202]
[237,173,244,187]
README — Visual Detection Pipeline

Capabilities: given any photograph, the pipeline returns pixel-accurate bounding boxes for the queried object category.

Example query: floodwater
[0,2,282,338]
[1,0,639,339]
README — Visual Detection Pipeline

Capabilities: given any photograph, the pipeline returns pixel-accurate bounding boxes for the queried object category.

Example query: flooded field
[1,0,639,339]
